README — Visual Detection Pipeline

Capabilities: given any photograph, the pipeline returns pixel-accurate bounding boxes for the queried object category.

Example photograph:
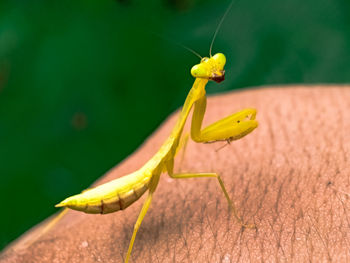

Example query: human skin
[1,86,350,262]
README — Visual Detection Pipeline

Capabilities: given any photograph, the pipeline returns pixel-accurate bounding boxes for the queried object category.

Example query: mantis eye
[191,64,209,78]
[201,57,209,63]
[212,53,226,69]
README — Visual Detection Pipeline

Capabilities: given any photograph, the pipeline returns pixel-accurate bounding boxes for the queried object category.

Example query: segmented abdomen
[56,171,150,214]
[86,182,149,214]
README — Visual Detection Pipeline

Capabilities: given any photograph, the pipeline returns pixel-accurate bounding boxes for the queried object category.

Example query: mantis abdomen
[56,171,151,214]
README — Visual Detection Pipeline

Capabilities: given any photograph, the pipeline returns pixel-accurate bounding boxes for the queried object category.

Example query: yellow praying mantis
[55,3,258,263]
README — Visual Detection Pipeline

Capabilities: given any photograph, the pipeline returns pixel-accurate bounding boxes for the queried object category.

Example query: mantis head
[191,53,226,83]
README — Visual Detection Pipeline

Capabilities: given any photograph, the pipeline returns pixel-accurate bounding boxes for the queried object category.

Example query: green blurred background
[0,0,349,250]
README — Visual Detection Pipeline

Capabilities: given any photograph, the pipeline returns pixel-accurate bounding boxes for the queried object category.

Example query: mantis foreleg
[191,95,258,143]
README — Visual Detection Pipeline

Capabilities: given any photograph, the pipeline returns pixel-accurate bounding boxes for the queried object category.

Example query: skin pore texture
[1,86,350,262]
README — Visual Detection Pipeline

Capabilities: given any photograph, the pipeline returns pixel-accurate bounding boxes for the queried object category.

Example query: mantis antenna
[151,32,202,59]
[209,0,237,57]
[178,42,202,59]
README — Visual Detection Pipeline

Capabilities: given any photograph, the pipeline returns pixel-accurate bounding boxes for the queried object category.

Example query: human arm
[1,86,349,262]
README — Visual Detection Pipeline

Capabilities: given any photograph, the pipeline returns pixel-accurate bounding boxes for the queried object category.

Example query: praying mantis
[55,56,258,262]
[55,3,258,263]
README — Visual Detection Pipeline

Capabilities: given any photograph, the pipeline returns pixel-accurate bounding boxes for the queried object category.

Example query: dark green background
[0,0,349,250]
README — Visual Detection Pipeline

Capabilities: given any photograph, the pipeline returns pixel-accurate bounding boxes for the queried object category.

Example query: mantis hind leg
[191,95,258,143]
[125,172,161,263]
[7,208,69,253]
[168,171,255,229]
[125,191,154,263]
